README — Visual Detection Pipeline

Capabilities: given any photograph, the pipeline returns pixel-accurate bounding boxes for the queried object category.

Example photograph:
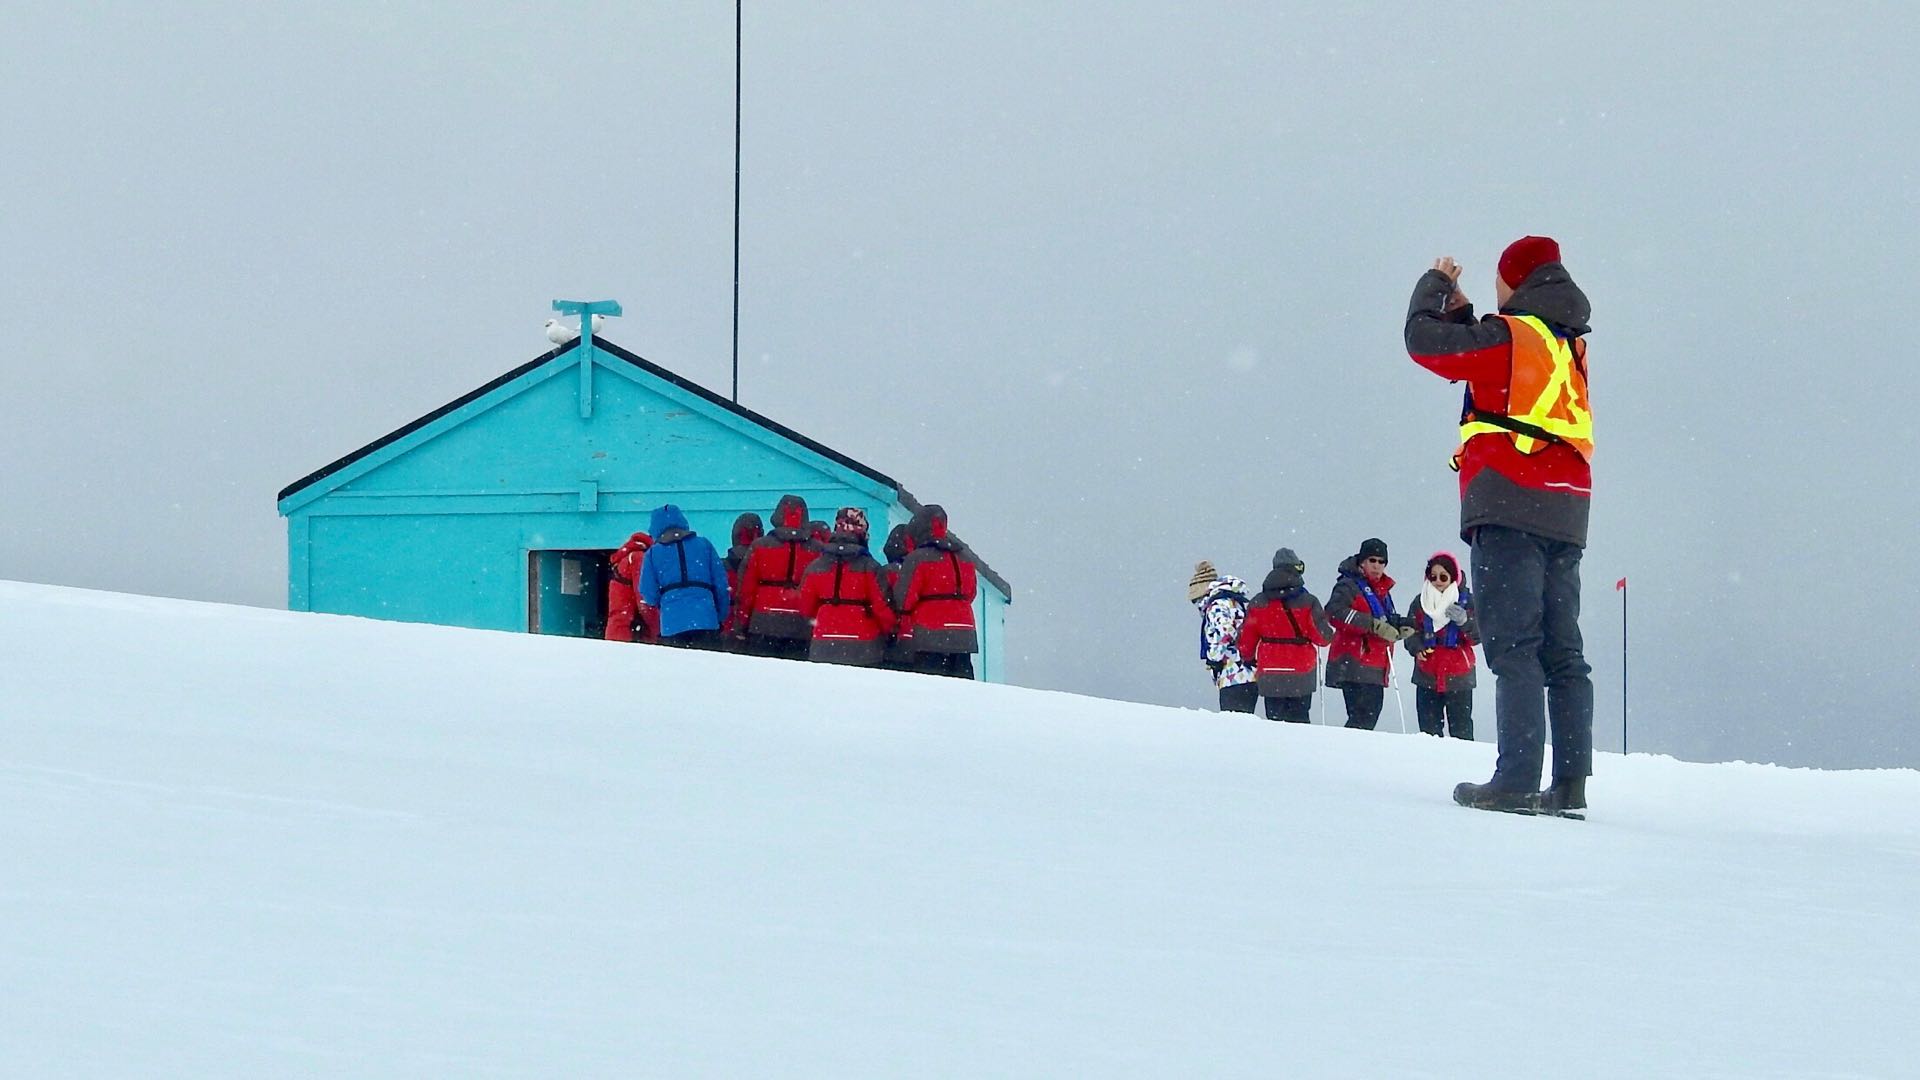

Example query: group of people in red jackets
[604,496,981,679]
[1190,538,1479,736]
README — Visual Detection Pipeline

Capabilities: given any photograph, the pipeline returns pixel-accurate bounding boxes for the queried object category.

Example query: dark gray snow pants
[1471,524,1594,790]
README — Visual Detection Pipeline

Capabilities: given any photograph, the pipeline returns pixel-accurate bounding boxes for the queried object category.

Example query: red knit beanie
[1498,235,1561,287]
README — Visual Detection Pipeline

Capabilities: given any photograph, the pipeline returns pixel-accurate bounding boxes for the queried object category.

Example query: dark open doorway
[526,549,615,638]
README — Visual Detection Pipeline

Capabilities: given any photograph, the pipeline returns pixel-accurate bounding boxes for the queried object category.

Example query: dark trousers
[1416,686,1474,739]
[1219,683,1259,713]
[917,652,976,679]
[1264,695,1312,723]
[1471,524,1594,790]
[747,633,811,661]
[1341,685,1385,730]
[663,629,723,651]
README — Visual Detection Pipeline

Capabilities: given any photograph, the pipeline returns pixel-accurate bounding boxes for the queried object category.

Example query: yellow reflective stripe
[1509,316,1592,440]
[1454,316,1591,459]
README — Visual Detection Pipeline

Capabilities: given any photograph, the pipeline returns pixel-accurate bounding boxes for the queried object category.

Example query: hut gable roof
[277,338,1011,598]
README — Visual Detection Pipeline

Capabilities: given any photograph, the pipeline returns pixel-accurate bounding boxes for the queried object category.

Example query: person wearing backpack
[637,505,730,649]
[1190,562,1258,713]
[895,504,978,679]
[799,508,896,667]
[1236,549,1333,722]
[738,494,816,660]
[1406,552,1479,739]
[1325,538,1417,729]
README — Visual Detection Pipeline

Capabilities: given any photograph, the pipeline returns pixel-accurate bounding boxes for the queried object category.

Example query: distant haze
[3,4,1915,768]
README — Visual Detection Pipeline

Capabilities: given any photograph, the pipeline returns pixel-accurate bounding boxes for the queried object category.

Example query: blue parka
[638,505,731,637]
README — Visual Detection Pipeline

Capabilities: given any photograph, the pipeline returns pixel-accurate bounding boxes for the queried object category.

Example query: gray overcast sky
[4,3,1915,768]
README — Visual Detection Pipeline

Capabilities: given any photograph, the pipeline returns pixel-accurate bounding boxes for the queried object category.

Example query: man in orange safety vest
[1404,235,1595,817]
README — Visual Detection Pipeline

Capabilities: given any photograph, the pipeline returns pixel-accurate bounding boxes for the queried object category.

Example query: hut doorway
[527,549,614,638]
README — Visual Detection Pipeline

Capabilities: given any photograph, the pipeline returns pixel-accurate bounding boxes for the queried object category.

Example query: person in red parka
[604,532,659,643]
[879,524,916,671]
[799,507,895,667]
[722,512,764,643]
[895,504,978,679]
[738,494,816,660]
[1405,551,1479,740]
[1324,538,1418,729]
[1236,547,1333,723]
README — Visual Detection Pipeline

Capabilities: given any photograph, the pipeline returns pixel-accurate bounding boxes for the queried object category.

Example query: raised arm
[1405,267,1510,383]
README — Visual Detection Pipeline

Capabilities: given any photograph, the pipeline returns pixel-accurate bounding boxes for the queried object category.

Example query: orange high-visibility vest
[1452,314,1592,469]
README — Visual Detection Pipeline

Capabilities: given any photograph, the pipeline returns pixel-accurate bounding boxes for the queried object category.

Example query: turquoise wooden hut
[276,319,1012,680]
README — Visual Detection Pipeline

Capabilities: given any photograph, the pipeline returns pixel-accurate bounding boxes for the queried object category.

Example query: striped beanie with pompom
[1188,560,1219,603]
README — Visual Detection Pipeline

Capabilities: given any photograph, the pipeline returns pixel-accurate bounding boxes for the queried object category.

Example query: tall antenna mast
[731,0,743,403]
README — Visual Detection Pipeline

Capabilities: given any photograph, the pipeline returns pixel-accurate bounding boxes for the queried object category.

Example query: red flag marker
[1617,576,1629,753]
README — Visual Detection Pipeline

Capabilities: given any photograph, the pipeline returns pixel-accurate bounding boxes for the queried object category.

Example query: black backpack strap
[916,551,969,603]
[658,540,718,599]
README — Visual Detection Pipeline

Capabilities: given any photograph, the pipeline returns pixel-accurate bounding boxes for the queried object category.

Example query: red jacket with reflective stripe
[1405,263,1594,547]
[800,549,896,644]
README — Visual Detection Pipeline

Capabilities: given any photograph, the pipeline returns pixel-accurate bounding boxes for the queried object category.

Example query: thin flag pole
[731,0,743,404]
[1617,575,1629,754]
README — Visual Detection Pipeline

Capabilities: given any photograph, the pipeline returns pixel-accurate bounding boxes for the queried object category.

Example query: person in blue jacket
[638,505,731,649]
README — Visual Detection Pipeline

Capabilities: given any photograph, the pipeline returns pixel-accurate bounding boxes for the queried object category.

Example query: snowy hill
[3,580,1916,1078]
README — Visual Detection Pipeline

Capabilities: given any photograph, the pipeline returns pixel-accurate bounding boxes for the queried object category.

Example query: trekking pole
[1389,656,1410,734]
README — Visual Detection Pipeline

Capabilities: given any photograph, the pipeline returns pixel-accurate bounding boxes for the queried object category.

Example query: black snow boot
[1539,777,1588,814]
[1452,780,1539,815]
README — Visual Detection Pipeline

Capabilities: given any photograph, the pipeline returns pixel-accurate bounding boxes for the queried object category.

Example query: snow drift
[3,579,1915,1078]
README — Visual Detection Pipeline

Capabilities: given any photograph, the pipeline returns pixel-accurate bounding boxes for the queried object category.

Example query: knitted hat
[833,506,869,540]
[1272,548,1305,573]
[1188,560,1219,603]
[1358,538,1389,563]
[1498,235,1561,288]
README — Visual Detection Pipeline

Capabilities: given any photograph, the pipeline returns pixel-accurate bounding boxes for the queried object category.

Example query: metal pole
[1621,579,1629,755]
[731,0,742,404]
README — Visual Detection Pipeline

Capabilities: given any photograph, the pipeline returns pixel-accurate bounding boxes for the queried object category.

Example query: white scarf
[1420,579,1459,623]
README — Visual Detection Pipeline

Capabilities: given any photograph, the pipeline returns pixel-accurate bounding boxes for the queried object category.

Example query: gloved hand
[1445,603,1468,626]
[1370,617,1399,642]
[1397,623,1421,642]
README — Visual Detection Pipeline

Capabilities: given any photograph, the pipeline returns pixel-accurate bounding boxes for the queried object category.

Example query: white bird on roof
[544,314,606,345]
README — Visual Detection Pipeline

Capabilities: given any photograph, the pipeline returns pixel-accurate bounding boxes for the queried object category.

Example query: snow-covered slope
[3,580,1915,1078]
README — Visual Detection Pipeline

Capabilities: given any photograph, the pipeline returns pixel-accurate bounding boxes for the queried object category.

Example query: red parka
[1324,557,1398,689]
[723,512,765,636]
[800,536,896,666]
[1406,553,1480,694]
[605,532,660,643]
[1235,560,1333,699]
[895,505,977,655]
[739,495,815,641]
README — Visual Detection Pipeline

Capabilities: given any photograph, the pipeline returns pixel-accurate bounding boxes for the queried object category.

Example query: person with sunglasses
[1324,538,1416,729]
[1407,552,1478,739]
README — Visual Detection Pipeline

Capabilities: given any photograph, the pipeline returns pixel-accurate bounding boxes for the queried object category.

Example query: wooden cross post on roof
[552,298,623,419]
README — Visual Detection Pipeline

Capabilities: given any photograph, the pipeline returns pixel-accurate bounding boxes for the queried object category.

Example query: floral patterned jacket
[1198,577,1258,689]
